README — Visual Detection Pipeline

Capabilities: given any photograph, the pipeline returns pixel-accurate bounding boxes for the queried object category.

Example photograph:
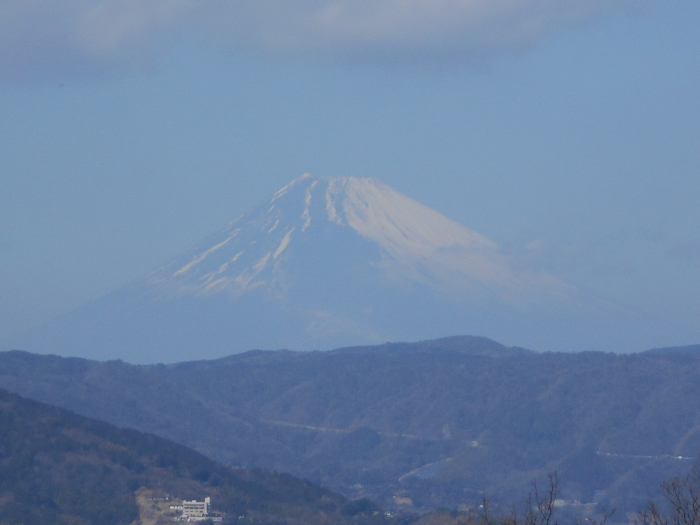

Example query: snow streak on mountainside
[145,174,569,305]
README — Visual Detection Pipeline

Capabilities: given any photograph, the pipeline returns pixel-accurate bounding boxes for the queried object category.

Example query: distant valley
[2,336,699,517]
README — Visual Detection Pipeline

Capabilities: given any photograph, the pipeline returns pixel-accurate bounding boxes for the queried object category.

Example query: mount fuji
[8,174,691,363]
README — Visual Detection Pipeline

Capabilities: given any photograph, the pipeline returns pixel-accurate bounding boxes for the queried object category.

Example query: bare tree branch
[637,462,700,525]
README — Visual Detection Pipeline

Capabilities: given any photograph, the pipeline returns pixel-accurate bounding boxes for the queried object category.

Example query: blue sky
[1,1,699,350]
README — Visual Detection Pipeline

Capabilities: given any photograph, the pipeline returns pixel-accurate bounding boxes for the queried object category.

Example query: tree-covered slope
[2,336,700,515]
[0,388,387,525]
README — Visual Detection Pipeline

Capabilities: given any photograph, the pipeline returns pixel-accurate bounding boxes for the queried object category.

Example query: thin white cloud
[0,0,192,80]
[0,0,647,80]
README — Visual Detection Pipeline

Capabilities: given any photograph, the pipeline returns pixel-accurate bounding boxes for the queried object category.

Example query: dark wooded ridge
[2,336,700,514]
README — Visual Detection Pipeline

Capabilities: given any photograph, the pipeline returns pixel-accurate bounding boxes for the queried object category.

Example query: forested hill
[2,336,700,515]
[0,388,388,525]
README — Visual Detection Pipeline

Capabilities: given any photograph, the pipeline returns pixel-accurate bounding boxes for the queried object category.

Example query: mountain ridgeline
[7,174,694,362]
[2,336,700,517]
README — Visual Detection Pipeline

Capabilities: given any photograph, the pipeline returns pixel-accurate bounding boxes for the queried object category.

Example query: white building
[180,497,221,522]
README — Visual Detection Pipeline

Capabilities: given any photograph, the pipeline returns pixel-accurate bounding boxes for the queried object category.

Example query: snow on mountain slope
[145,174,569,305]
[8,174,695,363]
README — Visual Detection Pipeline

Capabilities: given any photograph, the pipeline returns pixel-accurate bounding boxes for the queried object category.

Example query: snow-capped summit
[146,174,567,304]
[9,174,687,363]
